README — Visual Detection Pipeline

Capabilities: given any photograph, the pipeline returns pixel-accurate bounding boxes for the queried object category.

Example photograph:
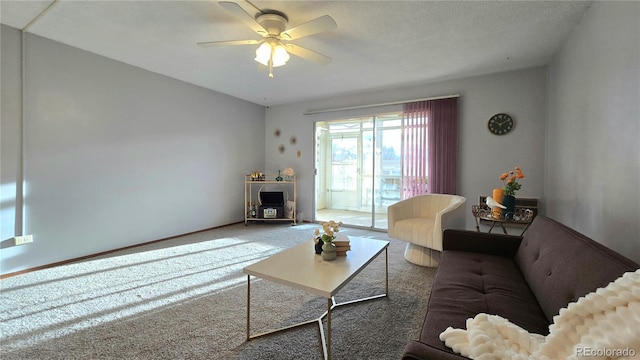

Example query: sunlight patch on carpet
[0,236,280,350]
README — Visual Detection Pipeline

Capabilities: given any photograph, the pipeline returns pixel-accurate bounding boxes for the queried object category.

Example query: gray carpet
[1,223,435,359]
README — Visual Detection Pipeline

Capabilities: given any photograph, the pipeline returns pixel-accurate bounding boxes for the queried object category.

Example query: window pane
[331,137,357,191]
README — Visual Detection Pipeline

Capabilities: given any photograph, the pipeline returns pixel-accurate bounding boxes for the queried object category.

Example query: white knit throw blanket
[439,269,640,360]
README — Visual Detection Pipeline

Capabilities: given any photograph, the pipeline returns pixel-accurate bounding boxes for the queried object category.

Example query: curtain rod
[303,94,459,115]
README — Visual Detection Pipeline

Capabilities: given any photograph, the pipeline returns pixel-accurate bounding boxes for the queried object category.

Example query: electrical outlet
[14,234,34,246]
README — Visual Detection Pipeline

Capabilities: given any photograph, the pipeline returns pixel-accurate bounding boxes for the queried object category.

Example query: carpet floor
[1,223,435,359]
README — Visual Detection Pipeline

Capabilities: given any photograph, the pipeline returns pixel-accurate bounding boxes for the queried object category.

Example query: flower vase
[321,242,337,261]
[275,170,283,182]
[492,188,504,219]
[502,195,516,220]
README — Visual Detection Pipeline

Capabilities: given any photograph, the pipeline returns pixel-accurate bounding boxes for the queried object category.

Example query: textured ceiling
[1,0,592,106]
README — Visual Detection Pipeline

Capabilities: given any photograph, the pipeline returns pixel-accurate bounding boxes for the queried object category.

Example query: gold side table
[472,204,535,236]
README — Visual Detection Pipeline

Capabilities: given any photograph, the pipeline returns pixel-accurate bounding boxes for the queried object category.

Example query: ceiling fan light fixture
[272,44,290,67]
[254,40,290,68]
[254,42,272,66]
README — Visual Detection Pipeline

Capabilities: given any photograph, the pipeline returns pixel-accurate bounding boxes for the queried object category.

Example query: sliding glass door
[329,135,359,210]
[314,113,402,230]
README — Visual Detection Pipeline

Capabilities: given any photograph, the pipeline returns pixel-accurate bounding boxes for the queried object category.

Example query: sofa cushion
[419,250,549,354]
[514,216,640,323]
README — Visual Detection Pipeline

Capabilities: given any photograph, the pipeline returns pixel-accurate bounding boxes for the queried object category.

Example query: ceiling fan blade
[218,1,267,36]
[197,39,261,47]
[285,43,332,65]
[281,15,337,40]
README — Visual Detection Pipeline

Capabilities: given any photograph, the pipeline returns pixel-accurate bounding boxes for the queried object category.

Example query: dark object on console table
[479,195,538,216]
[258,191,285,219]
[402,215,639,360]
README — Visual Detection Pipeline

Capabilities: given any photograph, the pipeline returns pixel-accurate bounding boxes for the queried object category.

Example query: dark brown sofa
[402,215,639,360]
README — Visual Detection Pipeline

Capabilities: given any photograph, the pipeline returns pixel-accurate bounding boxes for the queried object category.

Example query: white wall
[545,2,640,262]
[1,25,23,240]
[4,1,635,275]
[265,67,547,228]
[1,26,265,275]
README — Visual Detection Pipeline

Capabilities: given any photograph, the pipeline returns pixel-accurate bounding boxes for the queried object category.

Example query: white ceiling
[1,0,592,106]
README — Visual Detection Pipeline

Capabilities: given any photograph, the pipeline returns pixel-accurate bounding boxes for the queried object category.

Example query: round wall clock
[488,113,514,135]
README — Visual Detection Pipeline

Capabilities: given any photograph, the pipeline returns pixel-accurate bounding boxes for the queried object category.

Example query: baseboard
[0,221,244,279]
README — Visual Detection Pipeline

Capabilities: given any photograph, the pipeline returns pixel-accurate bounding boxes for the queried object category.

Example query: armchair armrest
[387,198,419,238]
[442,229,522,258]
[388,199,413,222]
[434,198,466,249]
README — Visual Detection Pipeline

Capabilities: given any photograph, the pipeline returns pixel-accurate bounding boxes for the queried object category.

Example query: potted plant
[499,166,525,219]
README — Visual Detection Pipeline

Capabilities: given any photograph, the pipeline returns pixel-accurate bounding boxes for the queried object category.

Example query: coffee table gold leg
[327,297,332,360]
[246,275,251,341]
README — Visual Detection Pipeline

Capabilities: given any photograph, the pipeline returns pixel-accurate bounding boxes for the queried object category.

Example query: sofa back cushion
[514,216,639,323]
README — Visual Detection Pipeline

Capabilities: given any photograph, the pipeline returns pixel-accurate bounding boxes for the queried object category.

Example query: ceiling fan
[198,1,337,78]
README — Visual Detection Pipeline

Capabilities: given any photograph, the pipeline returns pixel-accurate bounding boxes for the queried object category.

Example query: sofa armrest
[402,340,468,360]
[442,229,522,258]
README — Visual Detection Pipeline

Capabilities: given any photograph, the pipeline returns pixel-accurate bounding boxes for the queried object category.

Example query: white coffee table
[243,236,389,360]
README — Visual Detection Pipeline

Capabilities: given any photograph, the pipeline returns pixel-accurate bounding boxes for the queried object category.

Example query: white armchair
[387,194,467,267]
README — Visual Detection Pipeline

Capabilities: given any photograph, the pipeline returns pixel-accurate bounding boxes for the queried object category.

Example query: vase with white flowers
[282,167,295,181]
[313,220,343,260]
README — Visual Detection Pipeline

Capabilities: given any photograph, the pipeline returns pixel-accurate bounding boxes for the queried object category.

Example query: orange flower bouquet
[500,166,524,196]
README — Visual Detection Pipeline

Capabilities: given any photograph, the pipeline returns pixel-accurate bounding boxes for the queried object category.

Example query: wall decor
[487,113,514,135]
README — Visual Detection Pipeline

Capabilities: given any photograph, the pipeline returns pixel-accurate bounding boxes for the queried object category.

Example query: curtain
[427,97,458,194]
[401,101,429,199]
[402,97,458,198]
